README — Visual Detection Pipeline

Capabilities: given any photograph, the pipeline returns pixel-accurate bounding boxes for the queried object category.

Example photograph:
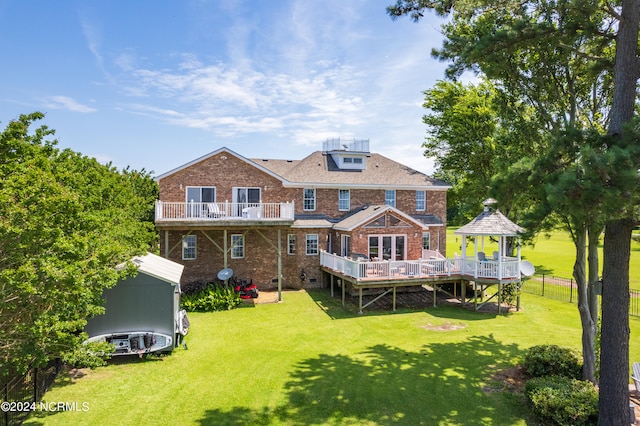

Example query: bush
[181,283,241,312]
[525,375,598,425]
[523,345,582,379]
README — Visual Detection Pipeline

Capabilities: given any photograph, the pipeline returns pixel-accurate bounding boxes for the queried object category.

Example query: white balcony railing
[155,201,295,221]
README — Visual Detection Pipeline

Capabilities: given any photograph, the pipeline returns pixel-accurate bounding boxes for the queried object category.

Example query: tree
[599,1,640,422]
[422,79,545,225]
[0,112,158,376]
[388,1,640,422]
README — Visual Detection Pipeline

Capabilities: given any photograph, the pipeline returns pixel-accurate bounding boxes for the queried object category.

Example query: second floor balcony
[155,200,295,225]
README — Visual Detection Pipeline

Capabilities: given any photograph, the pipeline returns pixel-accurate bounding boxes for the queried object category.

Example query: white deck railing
[320,251,520,281]
[155,201,295,221]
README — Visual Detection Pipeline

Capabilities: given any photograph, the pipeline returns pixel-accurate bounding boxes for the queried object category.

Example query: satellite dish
[520,260,535,277]
[217,268,233,281]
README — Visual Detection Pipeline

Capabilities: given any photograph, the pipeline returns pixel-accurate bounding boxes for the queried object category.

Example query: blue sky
[0,0,450,176]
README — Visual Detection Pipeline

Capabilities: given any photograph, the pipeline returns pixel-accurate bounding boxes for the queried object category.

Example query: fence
[1,359,62,426]
[523,274,640,318]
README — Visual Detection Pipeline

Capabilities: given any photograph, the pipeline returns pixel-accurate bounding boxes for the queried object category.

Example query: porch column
[498,236,503,280]
[277,229,282,302]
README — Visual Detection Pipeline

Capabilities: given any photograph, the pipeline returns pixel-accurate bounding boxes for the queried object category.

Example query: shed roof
[131,252,184,285]
[454,209,525,237]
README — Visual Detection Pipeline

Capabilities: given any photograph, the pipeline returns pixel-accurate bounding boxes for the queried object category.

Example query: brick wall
[160,227,330,290]
[156,149,449,288]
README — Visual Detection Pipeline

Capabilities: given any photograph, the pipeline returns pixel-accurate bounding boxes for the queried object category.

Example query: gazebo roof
[455,208,525,237]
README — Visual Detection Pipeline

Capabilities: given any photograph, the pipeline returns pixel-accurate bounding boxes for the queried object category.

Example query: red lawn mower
[218,268,258,299]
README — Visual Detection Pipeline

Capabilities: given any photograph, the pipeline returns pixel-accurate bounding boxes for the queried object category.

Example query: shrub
[525,375,598,425]
[181,283,241,312]
[523,345,582,379]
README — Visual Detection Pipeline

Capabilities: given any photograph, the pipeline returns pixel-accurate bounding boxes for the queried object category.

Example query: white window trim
[385,190,396,207]
[339,189,350,211]
[185,186,216,203]
[182,235,197,260]
[416,190,426,211]
[304,188,316,211]
[422,232,431,250]
[231,234,245,259]
[288,234,296,255]
[306,234,319,256]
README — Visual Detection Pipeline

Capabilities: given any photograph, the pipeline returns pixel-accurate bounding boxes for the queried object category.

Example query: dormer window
[324,138,369,170]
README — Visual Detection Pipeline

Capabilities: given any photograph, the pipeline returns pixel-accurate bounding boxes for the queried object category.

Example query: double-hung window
[182,235,197,260]
[416,190,426,211]
[385,190,396,207]
[306,234,319,255]
[339,189,350,211]
[422,232,431,250]
[288,234,296,255]
[304,188,316,211]
[231,234,245,259]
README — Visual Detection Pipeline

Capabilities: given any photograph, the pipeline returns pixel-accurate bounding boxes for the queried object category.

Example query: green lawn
[446,228,640,288]
[25,290,640,425]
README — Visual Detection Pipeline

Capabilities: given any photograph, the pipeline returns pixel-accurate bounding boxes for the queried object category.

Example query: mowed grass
[26,289,640,426]
[446,228,640,288]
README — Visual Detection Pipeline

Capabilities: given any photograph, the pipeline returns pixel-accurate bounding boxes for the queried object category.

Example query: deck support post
[461,280,466,306]
[330,274,334,297]
[474,281,478,311]
[392,286,397,311]
[341,279,345,307]
[358,287,363,314]
[433,284,437,307]
[497,282,502,314]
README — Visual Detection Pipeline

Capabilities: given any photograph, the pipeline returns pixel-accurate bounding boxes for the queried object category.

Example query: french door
[368,235,406,261]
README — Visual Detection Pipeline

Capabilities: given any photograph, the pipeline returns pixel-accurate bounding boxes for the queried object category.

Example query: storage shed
[85,253,185,354]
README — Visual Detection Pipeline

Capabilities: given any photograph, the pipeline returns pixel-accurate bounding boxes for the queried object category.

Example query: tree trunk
[587,225,602,381]
[599,1,640,424]
[587,225,601,328]
[599,219,633,425]
[573,227,597,383]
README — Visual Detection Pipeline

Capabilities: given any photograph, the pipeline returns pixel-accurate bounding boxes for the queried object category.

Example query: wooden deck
[320,251,522,314]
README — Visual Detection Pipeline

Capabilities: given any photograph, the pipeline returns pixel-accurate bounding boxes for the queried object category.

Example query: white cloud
[45,96,96,113]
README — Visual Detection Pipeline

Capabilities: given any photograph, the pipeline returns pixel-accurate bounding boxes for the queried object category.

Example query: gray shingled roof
[455,209,525,237]
[252,151,449,188]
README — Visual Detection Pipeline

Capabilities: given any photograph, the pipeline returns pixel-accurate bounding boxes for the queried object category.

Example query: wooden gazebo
[455,198,527,312]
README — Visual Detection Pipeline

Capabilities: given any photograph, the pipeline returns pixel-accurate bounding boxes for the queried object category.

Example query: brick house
[154,139,449,290]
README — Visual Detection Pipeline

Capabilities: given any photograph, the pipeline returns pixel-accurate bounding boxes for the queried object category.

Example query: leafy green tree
[0,112,158,376]
[388,1,640,421]
[422,79,544,226]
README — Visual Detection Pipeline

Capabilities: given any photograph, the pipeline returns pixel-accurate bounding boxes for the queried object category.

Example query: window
[186,186,215,203]
[385,190,396,207]
[416,190,426,211]
[182,235,196,260]
[343,157,353,163]
[306,234,319,255]
[353,158,363,164]
[288,234,296,255]
[339,189,350,211]
[304,188,316,211]
[186,187,216,218]
[231,234,244,259]
[422,232,431,250]
[368,235,406,261]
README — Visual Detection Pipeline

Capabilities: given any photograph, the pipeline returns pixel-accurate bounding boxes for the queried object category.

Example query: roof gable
[154,147,287,183]
[333,205,428,231]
